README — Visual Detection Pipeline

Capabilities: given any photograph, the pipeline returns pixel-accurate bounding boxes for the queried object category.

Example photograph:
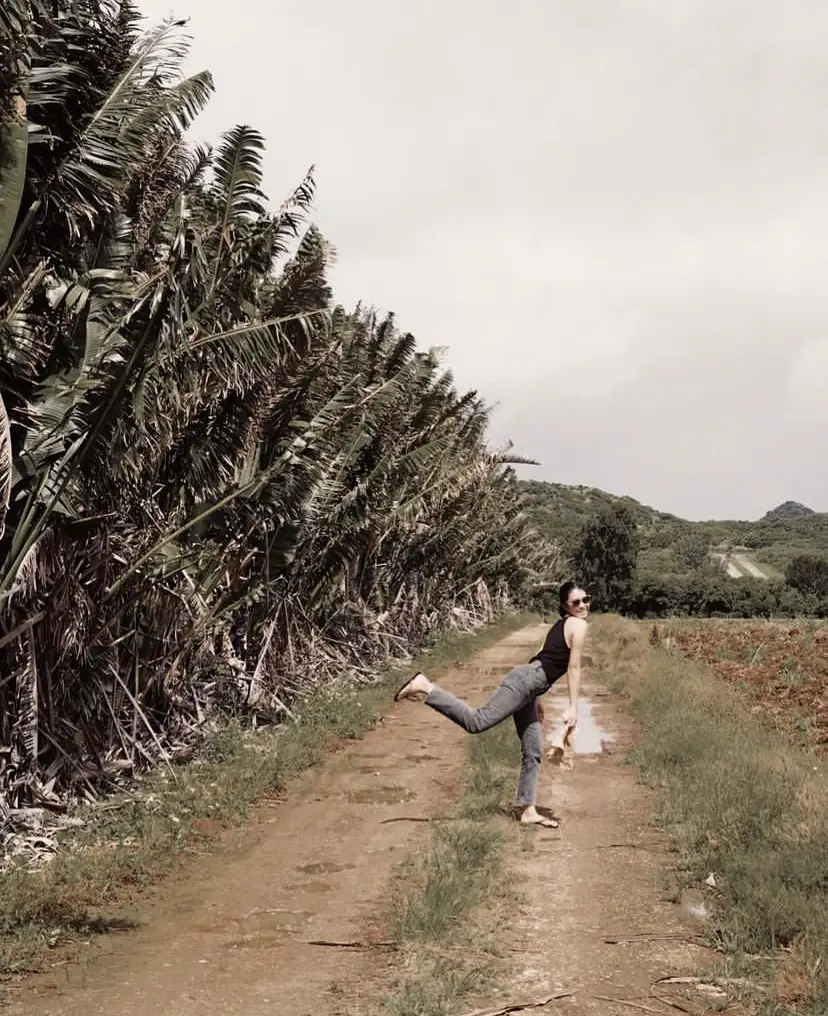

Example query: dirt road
[10,625,719,1016]
[731,553,766,579]
[711,550,768,579]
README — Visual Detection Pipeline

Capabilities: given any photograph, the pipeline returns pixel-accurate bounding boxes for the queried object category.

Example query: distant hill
[761,501,819,522]
[520,480,828,578]
[519,480,685,545]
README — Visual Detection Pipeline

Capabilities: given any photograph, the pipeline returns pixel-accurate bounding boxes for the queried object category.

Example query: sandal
[393,672,426,702]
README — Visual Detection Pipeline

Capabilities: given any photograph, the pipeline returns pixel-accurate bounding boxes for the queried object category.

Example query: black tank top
[530,618,571,685]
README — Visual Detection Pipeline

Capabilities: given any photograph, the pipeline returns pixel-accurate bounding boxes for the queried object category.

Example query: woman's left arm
[563,619,588,724]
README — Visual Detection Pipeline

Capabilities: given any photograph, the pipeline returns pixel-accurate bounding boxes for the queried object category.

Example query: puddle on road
[682,900,711,921]
[285,879,333,894]
[298,861,354,875]
[345,785,416,805]
[360,755,438,770]
[226,907,313,950]
[544,697,614,755]
[233,908,312,934]
[676,888,712,924]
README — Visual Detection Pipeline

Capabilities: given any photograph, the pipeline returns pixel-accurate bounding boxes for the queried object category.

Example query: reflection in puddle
[682,900,711,921]
[544,697,613,755]
[676,888,712,923]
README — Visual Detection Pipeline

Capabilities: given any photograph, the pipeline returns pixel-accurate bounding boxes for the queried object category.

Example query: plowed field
[657,620,828,750]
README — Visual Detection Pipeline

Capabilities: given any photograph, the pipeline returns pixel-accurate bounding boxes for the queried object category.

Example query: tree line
[533,503,828,619]
[0,2,556,806]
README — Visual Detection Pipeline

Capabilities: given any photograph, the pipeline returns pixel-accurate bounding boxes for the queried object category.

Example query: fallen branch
[90,799,137,812]
[592,998,664,1014]
[305,938,397,950]
[649,993,695,1014]
[604,933,704,945]
[452,992,574,1016]
[379,815,466,825]
[595,842,662,850]
[379,816,431,824]
[654,975,760,992]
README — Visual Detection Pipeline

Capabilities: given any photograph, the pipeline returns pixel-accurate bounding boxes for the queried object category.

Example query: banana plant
[0,1,552,806]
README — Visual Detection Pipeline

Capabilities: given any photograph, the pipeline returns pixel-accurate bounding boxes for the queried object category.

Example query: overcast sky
[138,0,828,521]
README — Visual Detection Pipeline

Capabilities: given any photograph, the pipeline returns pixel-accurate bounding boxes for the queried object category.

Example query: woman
[393,580,590,829]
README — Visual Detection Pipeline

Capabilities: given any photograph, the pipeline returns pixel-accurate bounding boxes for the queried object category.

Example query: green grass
[376,718,523,1016]
[0,612,531,980]
[592,615,828,1015]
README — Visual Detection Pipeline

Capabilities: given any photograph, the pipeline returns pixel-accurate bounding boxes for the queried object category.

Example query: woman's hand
[562,704,578,727]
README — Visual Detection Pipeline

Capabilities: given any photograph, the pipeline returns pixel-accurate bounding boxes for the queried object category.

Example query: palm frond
[2,15,200,272]
[0,391,12,542]
[0,94,28,265]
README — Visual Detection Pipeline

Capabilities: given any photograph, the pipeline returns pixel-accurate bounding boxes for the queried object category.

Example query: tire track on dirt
[11,624,729,1016]
[10,629,533,1016]
[505,625,730,1016]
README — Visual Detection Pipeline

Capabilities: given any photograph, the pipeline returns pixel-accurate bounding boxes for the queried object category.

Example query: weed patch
[0,613,530,979]
[378,721,521,1016]
[592,615,828,1015]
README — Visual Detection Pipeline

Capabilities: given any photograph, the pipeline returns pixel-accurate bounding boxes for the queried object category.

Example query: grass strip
[591,614,828,1016]
[376,718,523,1016]
[0,612,531,979]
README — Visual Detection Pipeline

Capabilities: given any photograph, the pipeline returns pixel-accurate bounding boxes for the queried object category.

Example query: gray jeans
[425,662,550,806]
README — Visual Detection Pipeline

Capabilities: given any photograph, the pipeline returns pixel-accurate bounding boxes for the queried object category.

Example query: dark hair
[558,580,585,618]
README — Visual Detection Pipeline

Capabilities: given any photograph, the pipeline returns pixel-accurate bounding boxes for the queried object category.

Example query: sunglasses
[568,595,591,608]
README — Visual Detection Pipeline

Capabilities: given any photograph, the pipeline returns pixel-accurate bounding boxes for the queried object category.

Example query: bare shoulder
[564,616,588,647]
